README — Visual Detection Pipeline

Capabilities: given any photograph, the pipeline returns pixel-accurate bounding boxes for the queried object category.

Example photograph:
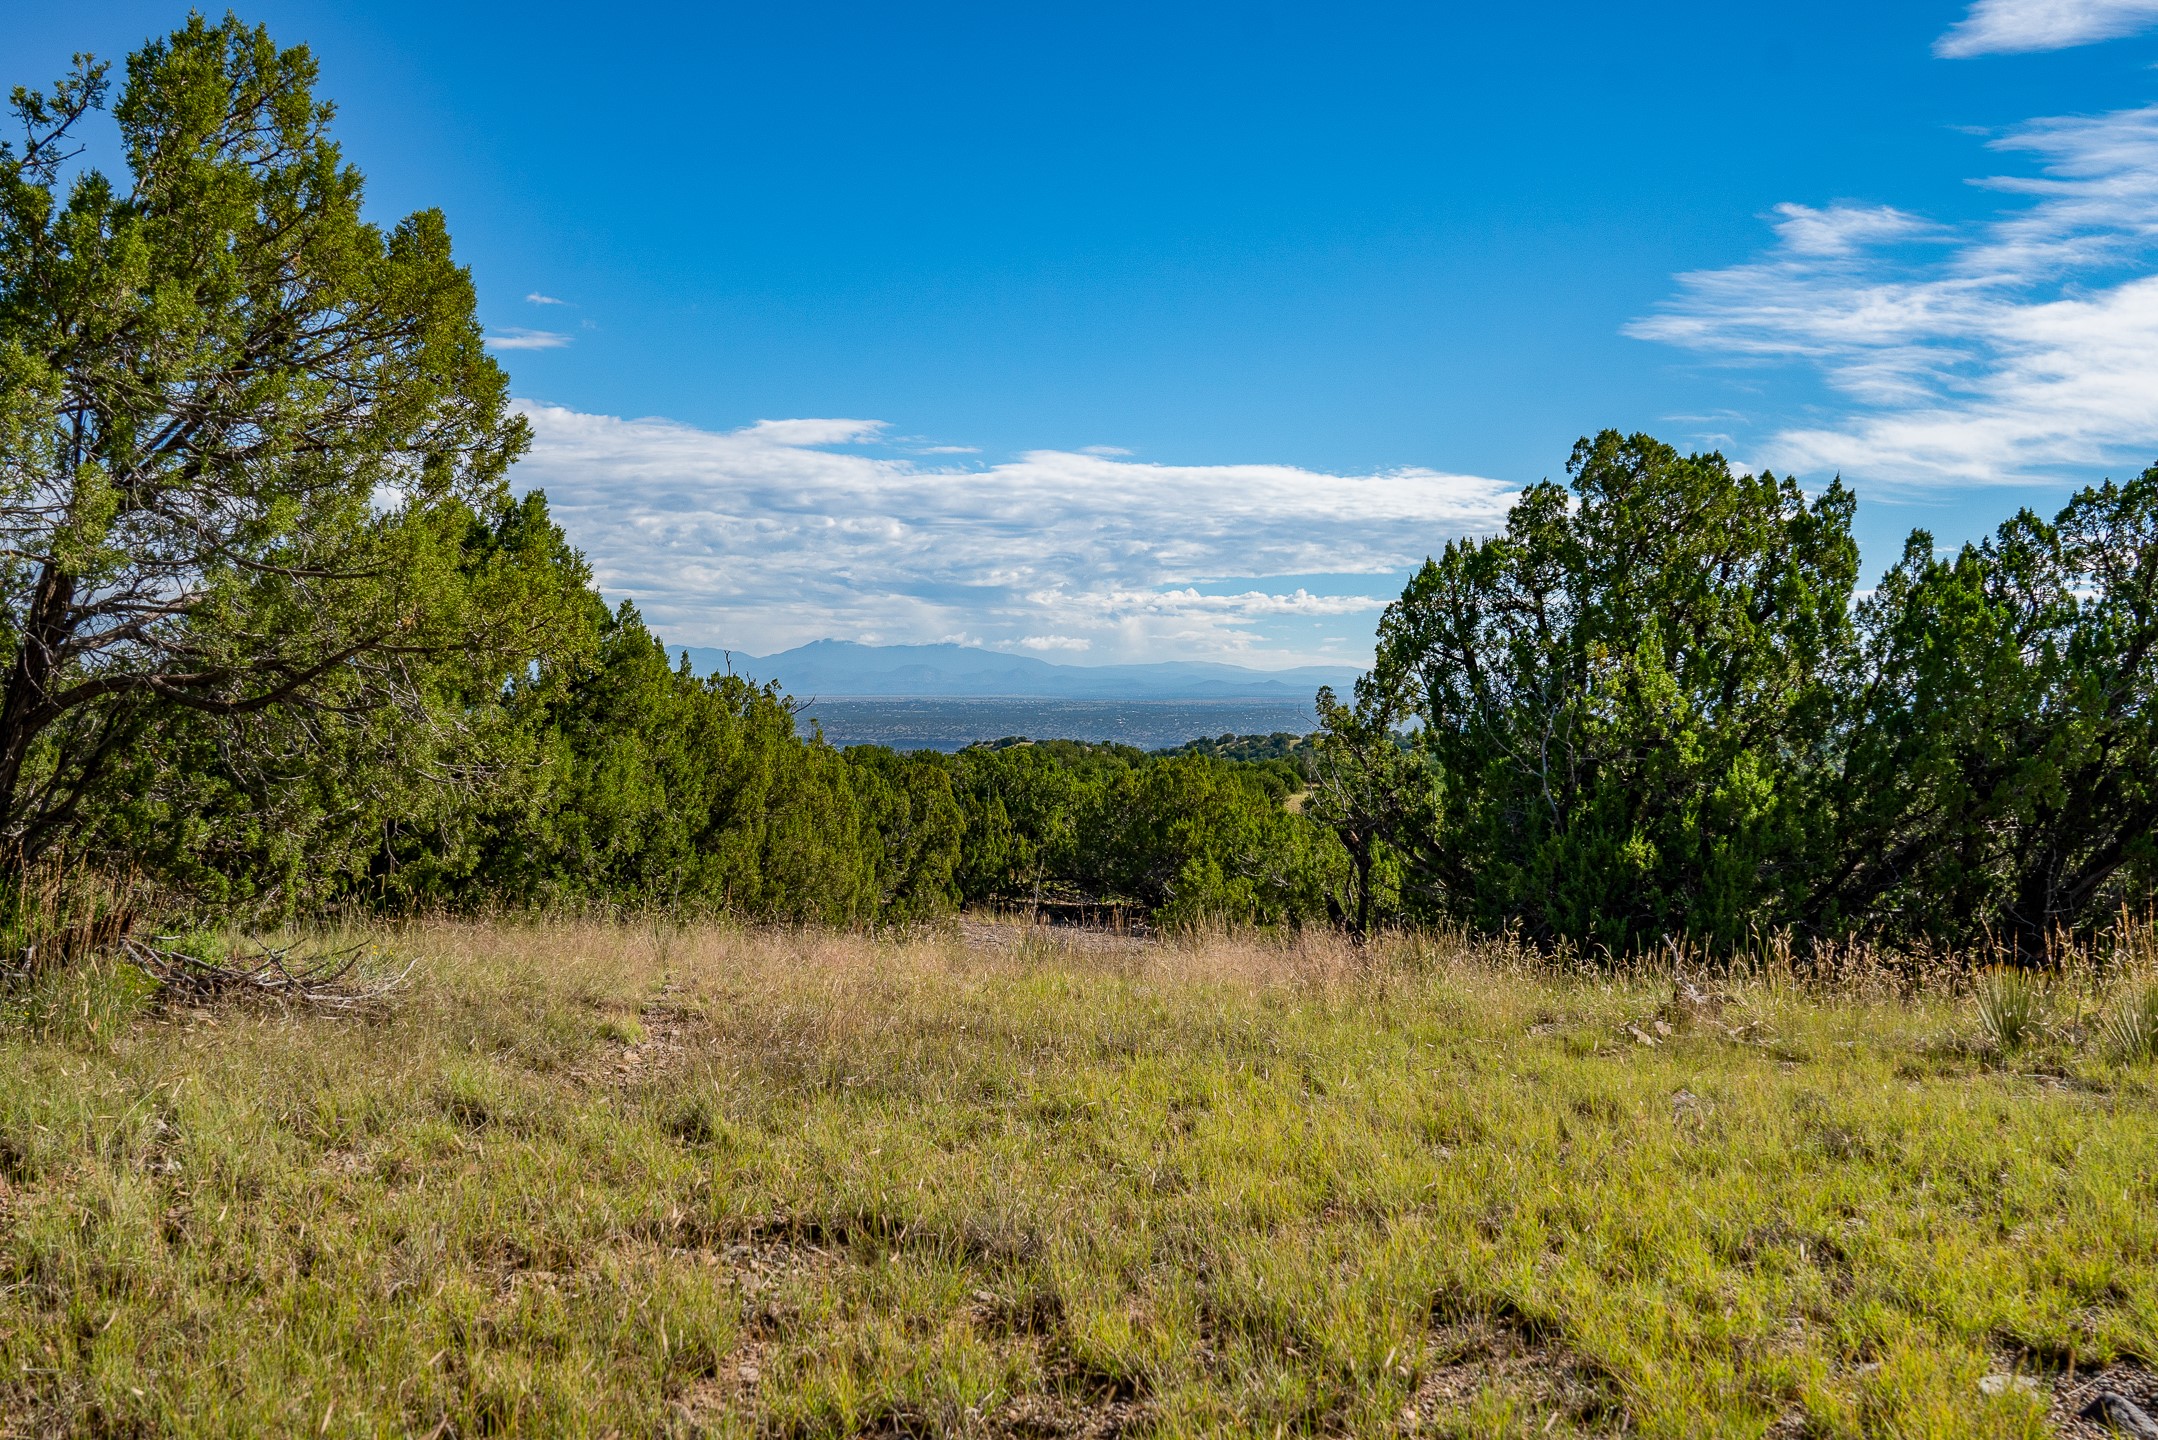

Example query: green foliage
[1152,731,1318,777]
[0,18,591,877]
[1360,431,1857,951]
[1349,431,2158,954]
[941,741,1103,905]
[938,740,1346,926]
[842,745,965,922]
[1305,688,1420,937]
[1824,468,2158,948]
[1973,967,2049,1055]
[355,612,1337,930]
[443,605,891,924]
[1080,754,1343,925]
[64,493,587,918]
[2094,984,2158,1065]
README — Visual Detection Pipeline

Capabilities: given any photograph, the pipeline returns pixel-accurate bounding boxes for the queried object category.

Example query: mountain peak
[672,641,1361,700]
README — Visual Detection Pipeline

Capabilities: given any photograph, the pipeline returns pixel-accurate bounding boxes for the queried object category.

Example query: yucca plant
[1975,966,2050,1055]
[2093,985,2158,1064]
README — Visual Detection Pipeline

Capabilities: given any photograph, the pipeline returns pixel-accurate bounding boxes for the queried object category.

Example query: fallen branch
[120,936,414,1013]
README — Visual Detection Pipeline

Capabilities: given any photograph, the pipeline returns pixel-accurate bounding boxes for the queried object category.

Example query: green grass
[1,920,2154,1437]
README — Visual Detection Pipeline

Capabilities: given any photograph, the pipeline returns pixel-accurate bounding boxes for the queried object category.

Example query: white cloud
[1628,103,2158,484]
[486,328,572,351]
[1937,0,2158,56]
[510,403,1515,664]
[524,292,568,305]
[1769,203,1942,258]
[739,417,886,445]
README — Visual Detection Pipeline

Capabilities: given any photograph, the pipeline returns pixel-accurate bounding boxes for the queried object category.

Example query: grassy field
[1,919,2155,1438]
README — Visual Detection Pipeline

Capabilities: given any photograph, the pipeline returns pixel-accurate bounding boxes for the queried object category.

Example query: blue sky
[12,2,2158,664]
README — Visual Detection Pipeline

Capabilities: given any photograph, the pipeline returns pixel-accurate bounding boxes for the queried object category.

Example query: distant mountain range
[672,640,1363,701]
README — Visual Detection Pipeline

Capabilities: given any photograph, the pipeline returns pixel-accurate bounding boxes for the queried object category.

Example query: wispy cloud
[524,292,569,305]
[1937,0,2158,56]
[485,328,573,351]
[511,404,1516,664]
[1628,103,2158,484]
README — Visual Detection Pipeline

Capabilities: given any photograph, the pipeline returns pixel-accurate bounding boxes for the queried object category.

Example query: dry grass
[1,917,2154,1437]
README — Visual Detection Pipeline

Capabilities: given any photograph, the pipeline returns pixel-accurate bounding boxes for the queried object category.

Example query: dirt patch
[649,1237,844,1430]
[814,1395,1151,1440]
[573,988,701,1087]
[987,1392,1151,1438]
[715,1237,837,1312]
[317,1146,368,1179]
[707,1242,838,1369]
[967,1284,1065,1339]
[2050,1361,2158,1439]
[1400,1319,1611,1434]
[673,1341,770,1429]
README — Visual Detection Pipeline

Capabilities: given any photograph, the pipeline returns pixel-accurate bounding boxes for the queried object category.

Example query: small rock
[1653,1019,1674,1037]
[1977,1373,2039,1397]
[2082,1392,2158,1439]
[1626,1024,1659,1047]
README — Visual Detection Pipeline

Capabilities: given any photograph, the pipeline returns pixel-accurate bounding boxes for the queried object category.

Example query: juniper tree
[1360,431,1859,951]
[1823,469,2158,948]
[0,17,585,869]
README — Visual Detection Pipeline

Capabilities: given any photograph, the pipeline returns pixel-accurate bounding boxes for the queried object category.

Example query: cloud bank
[1937,0,2158,56]
[511,404,1515,663]
[1629,102,2158,485]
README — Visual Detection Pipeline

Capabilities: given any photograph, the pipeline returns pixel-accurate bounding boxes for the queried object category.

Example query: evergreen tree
[1823,468,2158,947]
[1359,431,1858,950]
[0,18,588,875]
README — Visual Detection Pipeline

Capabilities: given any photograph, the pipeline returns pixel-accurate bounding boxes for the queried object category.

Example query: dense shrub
[1348,431,1857,952]
[938,740,1345,926]
[1334,432,2158,953]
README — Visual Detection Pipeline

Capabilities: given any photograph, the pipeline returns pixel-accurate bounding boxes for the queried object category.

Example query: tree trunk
[1351,829,1373,942]
[0,563,76,869]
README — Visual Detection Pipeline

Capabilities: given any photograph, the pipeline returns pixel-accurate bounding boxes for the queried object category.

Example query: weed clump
[2095,984,2158,1064]
[432,1069,496,1129]
[661,1091,728,1146]
[0,952,156,1048]
[1975,966,2050,1055]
